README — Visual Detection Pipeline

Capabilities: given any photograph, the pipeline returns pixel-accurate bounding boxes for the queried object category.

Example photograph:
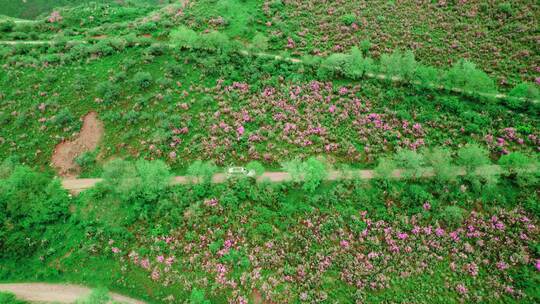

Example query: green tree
[303,157,327,192]
[507,82,539,110]
[282,158,303,182]
[0,166,70,258]
[374,157,397,180]
[425,148,458,183]
[246,161,265,177]
[457,144,498,189]
[187,160,218,183]
[394,149,425,179]
[380,50,417,80]
[499,152,539,187]
[445,59,496,94]
[457,144,490,173]
[344,46,373,79]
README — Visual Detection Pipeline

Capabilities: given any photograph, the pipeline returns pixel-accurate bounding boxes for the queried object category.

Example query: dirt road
[0,283,144,304]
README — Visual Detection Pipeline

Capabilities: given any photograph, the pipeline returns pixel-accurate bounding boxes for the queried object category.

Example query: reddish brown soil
[51,112,103,177]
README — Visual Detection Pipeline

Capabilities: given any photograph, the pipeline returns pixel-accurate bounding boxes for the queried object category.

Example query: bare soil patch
[0,283,144,304]
[51,111,103,177]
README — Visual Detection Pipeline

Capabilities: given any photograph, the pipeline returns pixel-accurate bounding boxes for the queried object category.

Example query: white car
[227,167,256,178]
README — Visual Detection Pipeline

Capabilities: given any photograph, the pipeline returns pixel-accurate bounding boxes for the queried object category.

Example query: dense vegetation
[1,154,539,302]
[0,0,538,303]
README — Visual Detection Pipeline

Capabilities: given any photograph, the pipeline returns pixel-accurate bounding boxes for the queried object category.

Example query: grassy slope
[0,0,164,19]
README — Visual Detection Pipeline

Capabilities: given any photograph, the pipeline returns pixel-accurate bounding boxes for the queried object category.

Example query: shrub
[74,151,97,169]
[457,144,499,189]
[251,33,269,51]
[170,26,199,49]
[497,2,513,15]
[415,65,441,87]
[189,288,211,304]
[96,81,120,103]
[199,31,232,53]
[53,108,74,126]
[499,152,539,187]
[341,14,356,25]
[360,39,371,54]
[146,43,168,56]
[438,206,465,229]
[0,292,26,304]
[132,72,153,89]
[167,64,183,76]
[98,159,172,218]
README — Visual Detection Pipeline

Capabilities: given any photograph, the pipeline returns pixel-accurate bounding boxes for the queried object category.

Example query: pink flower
[140,258,150,270]
[397,232,408,240]
[169,151,177,159]
[435,227,445,236]
[286,37,296,49]
[536,260,540,271]
[48,11,63,23]
[111,247,120,254]
[237,125,245,136]
[340,240,350,249]
[456,283,468,295]
[151,269,160,281]
[156,255,164,263]
[165,256,175,266]
[329,105,336,113]
[205,198,218,206]
[423,202,431,210]
[496,261,509,271]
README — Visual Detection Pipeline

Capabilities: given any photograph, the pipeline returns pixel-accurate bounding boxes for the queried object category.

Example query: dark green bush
[445,59,496,94]
[0,292,27,304]
[0,20,15,32]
